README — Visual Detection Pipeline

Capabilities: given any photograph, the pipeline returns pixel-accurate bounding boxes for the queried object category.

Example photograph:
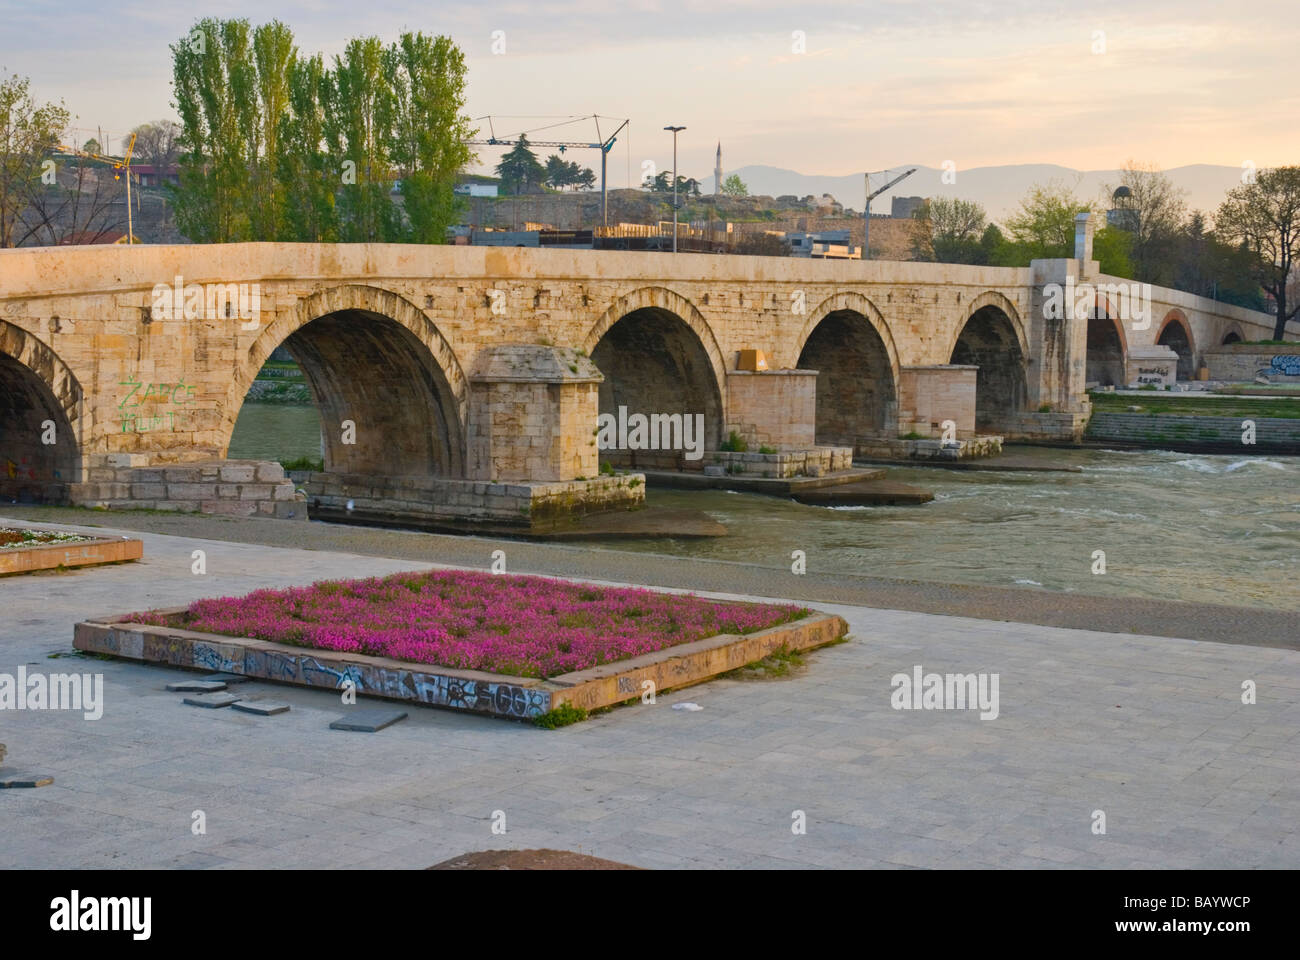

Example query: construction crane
[466,115,629,226]
[863,166,916,260]
[58,132,138,245]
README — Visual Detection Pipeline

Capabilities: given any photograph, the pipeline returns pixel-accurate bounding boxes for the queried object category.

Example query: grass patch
[533,703,587,728]
[279,456,324,472]
[1089,390,1300,420]
[720,430,749,452]
[721,644,807,681]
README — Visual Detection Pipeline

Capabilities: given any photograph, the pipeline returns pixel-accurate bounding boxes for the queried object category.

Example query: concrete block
[219,464,257,483]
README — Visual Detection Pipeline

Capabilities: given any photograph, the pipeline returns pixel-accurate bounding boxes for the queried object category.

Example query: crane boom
[863,166,917,261]
[465,116,629,226]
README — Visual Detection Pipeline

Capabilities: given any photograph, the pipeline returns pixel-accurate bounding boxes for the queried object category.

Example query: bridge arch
[584,287,727,459]
[1220,322,1245,345]
[1156,308,1196,380]
[949,293,1029,433]
[950,291,1030,362]
[0,321,84,502]
[1086,296,1128,387]
[229,284,468,478]
[794,292,900,441]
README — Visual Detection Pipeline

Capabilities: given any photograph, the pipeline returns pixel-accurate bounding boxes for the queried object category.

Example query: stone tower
[714,142,723,196]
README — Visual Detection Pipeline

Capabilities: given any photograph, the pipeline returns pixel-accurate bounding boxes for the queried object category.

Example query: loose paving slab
[166,680,227,693]
[330,709,407,732]
[202,673,253,685]
[1,772,55,789]
[182,692,242,709]
[232,699,291,716]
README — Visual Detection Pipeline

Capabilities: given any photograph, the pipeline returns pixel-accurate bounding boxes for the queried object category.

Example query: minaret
[714,142,723,196]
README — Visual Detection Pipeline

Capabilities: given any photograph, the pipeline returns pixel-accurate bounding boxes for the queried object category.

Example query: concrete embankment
[1085,412,1300,454]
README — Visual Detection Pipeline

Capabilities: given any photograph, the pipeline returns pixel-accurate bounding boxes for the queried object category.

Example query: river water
[230,403,1300,611]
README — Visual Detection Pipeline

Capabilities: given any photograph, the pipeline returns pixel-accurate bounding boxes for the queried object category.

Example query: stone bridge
[0,233,1282,525]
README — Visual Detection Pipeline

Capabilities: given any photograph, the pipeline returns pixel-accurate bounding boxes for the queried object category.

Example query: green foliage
[544,153,595,191]
[533,702,587,728]
[721,173,748,197]
[911,197,988,264]
[758,444,777,455]
[0,70,71,247]
[170,18,473,244]
[495,134,545,194]
[1216,166,1300,340]
[279,456,324,471]
[720,430,748,452]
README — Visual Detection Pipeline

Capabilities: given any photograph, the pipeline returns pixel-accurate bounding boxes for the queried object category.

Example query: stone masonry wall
[71,456,303,518]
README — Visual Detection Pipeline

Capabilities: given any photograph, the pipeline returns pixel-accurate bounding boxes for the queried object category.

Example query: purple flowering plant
[130,569,809,679]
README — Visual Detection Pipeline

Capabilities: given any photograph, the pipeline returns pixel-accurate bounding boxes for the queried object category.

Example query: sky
[2,0,1296,189]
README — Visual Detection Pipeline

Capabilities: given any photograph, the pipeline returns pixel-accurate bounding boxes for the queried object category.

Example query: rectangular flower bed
[0,527,143,575]
[74,569,849,720]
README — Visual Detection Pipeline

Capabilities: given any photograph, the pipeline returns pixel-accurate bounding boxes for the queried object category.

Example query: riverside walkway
[1,510,1296,869]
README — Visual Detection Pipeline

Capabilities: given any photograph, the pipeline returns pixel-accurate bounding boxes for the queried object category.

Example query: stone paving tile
[1,521,1298,869]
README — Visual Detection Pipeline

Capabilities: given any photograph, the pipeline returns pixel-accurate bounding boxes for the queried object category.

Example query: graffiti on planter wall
[1269,355,1300,377]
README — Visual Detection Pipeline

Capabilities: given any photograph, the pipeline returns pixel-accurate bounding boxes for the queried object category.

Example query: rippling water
[230,405,1300,611]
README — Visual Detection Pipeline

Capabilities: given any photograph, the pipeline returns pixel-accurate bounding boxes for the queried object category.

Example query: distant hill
[707,163,1246,221]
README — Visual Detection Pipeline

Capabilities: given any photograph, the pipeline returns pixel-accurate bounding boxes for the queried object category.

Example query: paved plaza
[1,515,1297,869]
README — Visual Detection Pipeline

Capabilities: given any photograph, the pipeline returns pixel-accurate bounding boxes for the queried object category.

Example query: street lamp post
[664,125,685,253]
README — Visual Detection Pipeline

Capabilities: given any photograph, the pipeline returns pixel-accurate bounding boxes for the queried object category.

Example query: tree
[130,120,181,170]
[1171,211,1266,311]
[1102,161,1187,285]
[327,35,400,242]
[1003,181,1089,257]
[280,52,336,242]
[495,134,545,194]
[386,31,474,243]
[912,196,987,263]
[16,154,126,247]
[171,17,259,242]
[1215,166,1300,340]
[247,20,296,240]
[721,173,748,197]
[0,71,70,247]
[994,182,1129,275]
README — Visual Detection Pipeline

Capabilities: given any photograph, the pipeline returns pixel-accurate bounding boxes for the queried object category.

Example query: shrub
[534,703,588,728]
[720,430,749,452]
